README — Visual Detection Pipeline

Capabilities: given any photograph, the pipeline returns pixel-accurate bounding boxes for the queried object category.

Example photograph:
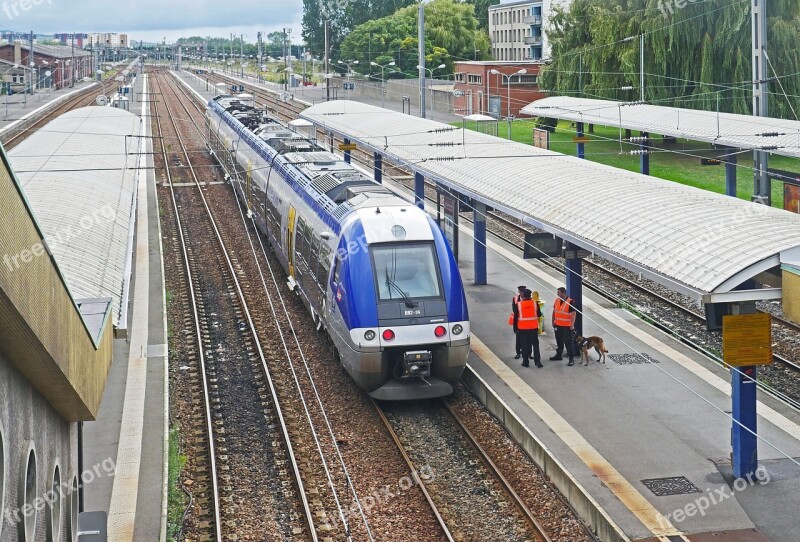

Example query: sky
[0,0,305,44]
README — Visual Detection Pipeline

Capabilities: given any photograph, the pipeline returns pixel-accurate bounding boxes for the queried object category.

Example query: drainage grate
[641,476,701,496]
[608,353,660,365]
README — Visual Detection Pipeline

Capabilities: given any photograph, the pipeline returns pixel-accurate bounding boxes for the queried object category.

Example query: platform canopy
[521,96,800,159]
[302,100,800,303]
[9,106,143,328]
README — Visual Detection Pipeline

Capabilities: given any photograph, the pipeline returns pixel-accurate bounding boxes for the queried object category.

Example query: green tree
[464,0,494,30]
[339,0,490,75]
[302,0,418,59]
[540,0,800,118]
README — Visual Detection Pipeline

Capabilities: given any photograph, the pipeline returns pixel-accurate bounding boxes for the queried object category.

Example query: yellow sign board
[338,143,357,151]
[573,136,590,143]
[722,313,772,366]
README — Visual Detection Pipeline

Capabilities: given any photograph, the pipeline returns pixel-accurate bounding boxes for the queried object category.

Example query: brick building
[453,60,546,118]
[0,42,92,91]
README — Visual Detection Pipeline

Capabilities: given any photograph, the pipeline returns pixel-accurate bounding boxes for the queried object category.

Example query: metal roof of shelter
[301,100,800,303]
[9,106,143,328]
[521,96,800,159]
[4,42,93,58]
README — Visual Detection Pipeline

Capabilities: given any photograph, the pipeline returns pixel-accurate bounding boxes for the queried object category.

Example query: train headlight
[434,325,447,338]
[452,324,463,336]
[364,330,376,341]
[382,329,395,341]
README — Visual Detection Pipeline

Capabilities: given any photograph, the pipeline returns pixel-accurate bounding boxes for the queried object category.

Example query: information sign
[722,313,772,366]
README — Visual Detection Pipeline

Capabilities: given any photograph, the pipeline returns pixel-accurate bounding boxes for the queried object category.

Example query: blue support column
[576,122,585,160]
[473,201,487,285]
[732,365,758,478]
[725,149,738,197]
[374,152,383,184]
[565,242,583,336]
[414,172,425,209]
[640,131,650,176]
[343,137,351,163]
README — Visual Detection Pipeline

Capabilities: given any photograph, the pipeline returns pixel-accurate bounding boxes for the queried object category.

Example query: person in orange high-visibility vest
[512,285,526,359]
[512,289,542,367]
[550,286,576,366]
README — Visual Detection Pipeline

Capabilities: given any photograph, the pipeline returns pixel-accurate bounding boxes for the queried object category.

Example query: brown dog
[575,336,608,366]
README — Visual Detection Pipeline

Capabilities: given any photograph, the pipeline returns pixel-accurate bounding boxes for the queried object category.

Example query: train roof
[210,97,405,228]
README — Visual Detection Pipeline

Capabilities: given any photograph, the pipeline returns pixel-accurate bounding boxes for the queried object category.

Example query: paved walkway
[0,80,99,134]
[82,72,168,541]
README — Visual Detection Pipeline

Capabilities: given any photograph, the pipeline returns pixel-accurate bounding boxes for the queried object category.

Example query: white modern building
[87,33,129,49]
[488,0,571,61]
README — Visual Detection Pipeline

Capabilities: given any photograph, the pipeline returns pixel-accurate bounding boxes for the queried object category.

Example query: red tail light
[434,325,447,338]
[382,329,395,341]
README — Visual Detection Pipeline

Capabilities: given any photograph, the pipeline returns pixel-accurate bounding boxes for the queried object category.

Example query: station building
[0,106,141,541]
[453,60,546,117]
[0,42,93,91]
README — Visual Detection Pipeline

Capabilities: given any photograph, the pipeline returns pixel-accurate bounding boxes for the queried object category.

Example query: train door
[287,205,296,276]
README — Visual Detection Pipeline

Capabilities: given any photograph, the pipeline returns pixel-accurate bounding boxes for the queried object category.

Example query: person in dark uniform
[550,286,576,365]
[513,289,542,367]
[512,285,526,359]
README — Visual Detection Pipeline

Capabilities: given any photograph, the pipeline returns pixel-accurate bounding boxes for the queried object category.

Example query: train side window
[309,236,322,282]
[318,244,332,291]
[296,218,306,264]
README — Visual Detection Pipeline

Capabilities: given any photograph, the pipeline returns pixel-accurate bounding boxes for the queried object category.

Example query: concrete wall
[330,76,454,113]
[0,351,79,542]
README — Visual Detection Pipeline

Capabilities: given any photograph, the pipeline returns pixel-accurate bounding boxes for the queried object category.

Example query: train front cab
[332,212,470,401]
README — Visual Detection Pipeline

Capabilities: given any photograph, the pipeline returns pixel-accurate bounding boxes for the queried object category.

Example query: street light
[417,63,446,118]
[490,68,527,139]
[337,59,358,99]
[370,60,395,108]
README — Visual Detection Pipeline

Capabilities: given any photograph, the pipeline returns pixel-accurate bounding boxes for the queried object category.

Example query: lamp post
[417,63,446,119]
[337,59,358,99]
[490,68,527,139]
[370,60,395,108]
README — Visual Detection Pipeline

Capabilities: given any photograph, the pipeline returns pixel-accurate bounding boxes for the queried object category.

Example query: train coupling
[402,350,432,379]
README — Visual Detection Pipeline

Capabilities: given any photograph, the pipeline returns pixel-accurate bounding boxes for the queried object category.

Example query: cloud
[2,0,303,36]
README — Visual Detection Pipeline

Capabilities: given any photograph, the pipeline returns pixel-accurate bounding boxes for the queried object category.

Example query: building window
[468,74,482,84]
[454,72,465,83]
[20,444,37,542]
[47,464,62,542]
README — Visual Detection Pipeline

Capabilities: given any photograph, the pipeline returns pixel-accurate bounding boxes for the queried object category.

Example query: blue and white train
[205,95,470,400]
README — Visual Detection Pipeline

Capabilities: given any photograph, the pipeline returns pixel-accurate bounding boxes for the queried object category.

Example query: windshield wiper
[385,269,417,308]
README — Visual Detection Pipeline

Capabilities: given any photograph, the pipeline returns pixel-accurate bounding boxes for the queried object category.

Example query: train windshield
[371,243,442,301]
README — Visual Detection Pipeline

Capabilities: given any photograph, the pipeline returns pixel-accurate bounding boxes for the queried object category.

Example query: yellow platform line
[470,334,688,540]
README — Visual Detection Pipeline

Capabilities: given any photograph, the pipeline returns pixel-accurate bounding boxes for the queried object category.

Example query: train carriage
[205,94,470,400]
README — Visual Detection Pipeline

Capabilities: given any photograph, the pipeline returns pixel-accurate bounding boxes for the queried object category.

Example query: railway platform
[454,222,800,542]
[0,79,98,134]
[80,71,168,541]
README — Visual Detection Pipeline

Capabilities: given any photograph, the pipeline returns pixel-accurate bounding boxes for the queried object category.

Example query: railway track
[152,69,317,541]
[1,70,127,149]
[374,399,552,542]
